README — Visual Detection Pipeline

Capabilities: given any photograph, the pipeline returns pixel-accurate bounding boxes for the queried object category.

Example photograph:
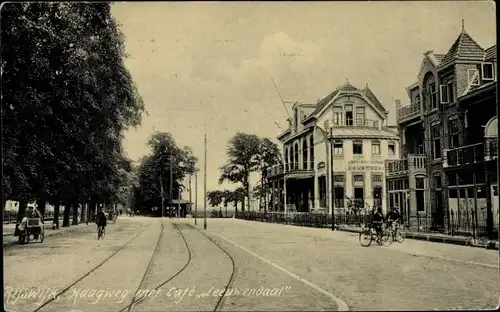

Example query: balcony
[267,164,284,178]
[386,159,409,176]
[397,102,421,123]
[385,154,426,176]
[445,138,498,167]
[327,118,381,129]
[445,143,484,167]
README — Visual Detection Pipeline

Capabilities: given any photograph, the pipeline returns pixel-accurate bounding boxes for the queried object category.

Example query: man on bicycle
[386,207,401,231]
[372,207,384,243]
[96,209,107,234]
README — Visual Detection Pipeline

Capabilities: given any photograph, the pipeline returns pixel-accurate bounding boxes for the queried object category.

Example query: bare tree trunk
[53,202,60,229]
[72,203,78,225]
[82,203,87,224]
[62,204,70,227]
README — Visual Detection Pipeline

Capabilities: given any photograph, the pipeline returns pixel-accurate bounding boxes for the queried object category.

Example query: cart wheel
[40,233,44,243]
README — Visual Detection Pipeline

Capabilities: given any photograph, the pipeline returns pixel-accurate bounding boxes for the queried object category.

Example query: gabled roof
[485,45,497,62]
[308,89,340,116]
[305,81,387,122]
[439,28,485,68]
[362,86,388,113]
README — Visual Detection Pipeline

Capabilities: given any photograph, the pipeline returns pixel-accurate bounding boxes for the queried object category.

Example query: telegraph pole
[195,170,198,225]
[189,174,192,220]
[204,133,207,230]
[169,154,173,218]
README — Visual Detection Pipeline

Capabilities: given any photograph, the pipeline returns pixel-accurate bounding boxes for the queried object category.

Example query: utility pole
[204,133,207,230]
[189,174,192,220]
[195,170,198,225]
[160,176,164,218]
[169,154,173,219]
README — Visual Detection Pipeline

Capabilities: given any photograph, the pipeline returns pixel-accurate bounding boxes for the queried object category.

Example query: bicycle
[359,222,391,247]
[97,225,105,240]
[387,221,405,243]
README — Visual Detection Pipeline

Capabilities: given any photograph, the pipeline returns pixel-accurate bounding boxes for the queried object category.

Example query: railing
[235,211,497,238]
[397,102,421,122]
[330,118,380,128]
[267,164,284,177]
[281,162,314,173]
[386,159,409,175]
[410,155,427,169]
[446,142,484,167]
[485,137,498,161]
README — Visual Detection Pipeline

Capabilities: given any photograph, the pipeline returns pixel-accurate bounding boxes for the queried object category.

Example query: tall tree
[219,133,261,211]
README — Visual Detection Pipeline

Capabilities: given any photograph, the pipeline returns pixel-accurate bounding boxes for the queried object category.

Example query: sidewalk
[2,222,91,247]
[336,224,500,250]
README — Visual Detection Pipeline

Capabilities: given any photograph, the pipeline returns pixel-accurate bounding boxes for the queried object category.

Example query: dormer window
[468,69,480,86]
[482,62,494,81]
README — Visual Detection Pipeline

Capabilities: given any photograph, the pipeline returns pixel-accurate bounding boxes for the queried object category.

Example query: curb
[336,226,499,250]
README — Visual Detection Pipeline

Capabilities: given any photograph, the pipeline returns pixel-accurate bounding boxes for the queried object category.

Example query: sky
[111,1,496,207]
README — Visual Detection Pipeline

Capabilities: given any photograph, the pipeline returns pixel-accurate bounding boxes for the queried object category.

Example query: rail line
[120,223,192,312]
[126,223,165,312]
[33,224,151,312]
[187,224,236,311]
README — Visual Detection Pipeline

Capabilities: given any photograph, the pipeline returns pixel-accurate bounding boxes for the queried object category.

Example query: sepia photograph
[2,1,499,311]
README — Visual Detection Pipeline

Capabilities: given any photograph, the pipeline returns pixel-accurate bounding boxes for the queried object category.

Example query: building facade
[388,25,498,234]
[267,81,400,215]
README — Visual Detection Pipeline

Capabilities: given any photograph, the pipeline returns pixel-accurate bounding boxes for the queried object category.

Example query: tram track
[122,222,236,312]
[32,223,151,312]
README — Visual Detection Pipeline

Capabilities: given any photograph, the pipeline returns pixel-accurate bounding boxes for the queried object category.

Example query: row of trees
[2,3,144,228]
[132,132,197,216]
[208,133,281,213]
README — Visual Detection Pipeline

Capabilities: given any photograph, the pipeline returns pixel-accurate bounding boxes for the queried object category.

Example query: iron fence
[235,210,497,238]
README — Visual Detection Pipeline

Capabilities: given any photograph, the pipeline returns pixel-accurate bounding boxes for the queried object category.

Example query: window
[354,187,364,200]
[482,63,494,81]
[388,143,396,155]
[353,174,364,183]
[415,94,420,107]
[447,172,457,186]
[430,124,441,159]
[440,84,449,104]
[433,175,441,189]
[333,106,342,126]
[353,141,363,155]
[333,174,345,182]
[372,174,383,183]
[447,81,455,103]
[319,176,326,208]
[333,141,343,155]
[285,148,289,171]
[309,136,314,169]
[416,177,425,212]
[302,140,308,170]
[468,69,480,86]
[448,117,460,148]
[371,141,380,155]
[429,82,437,109]
[345,104,353,126]
[373,186,382,209]
[334,187,344,208]
[293,143,299,169]
[355,107,365,126]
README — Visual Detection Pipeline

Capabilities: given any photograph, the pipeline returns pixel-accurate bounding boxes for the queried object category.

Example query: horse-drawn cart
[16,209,45,244]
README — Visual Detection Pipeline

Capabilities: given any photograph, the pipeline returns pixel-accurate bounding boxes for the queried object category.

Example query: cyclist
[386,207,401,230]
[372,207,385,244]
[96,209,107,236]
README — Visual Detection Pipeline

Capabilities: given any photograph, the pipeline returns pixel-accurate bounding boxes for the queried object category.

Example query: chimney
[395,99,401,111]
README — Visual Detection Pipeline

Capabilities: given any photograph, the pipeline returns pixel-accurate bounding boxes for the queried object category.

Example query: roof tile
[440,30,485,67]
[363,86,388,113]
[485,45,497,62]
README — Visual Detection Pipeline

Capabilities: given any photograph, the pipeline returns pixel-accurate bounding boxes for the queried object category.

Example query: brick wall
[455,63,480,98]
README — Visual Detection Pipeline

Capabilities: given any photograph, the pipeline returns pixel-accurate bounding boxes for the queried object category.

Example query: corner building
[388,25,498,234]
[267,81,400,215]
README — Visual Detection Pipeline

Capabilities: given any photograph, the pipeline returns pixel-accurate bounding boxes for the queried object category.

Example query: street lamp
[318,120,335,231]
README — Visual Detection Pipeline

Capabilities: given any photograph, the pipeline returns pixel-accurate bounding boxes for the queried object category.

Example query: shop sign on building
[347,160,384,171]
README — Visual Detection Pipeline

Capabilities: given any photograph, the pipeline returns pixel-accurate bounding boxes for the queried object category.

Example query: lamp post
[318,120,335,231]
